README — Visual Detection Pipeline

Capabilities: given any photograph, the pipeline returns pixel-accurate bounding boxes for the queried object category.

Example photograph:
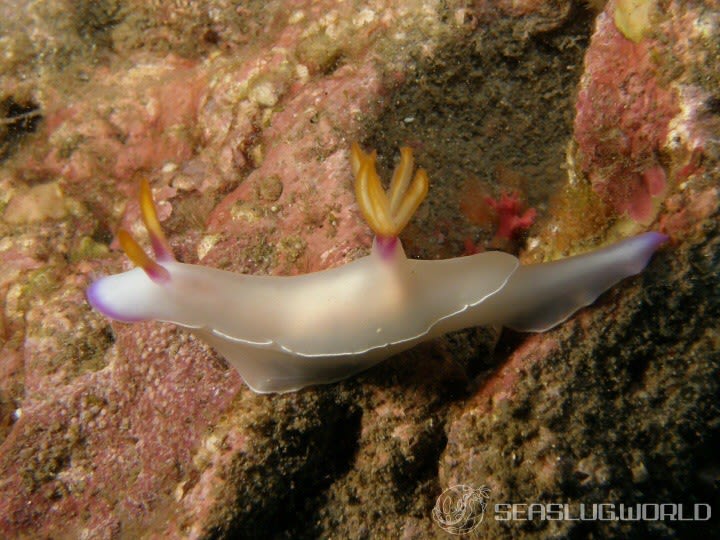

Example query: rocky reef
[0,1,717,538]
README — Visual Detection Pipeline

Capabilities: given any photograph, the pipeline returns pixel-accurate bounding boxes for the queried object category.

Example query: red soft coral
[486,191,537,243]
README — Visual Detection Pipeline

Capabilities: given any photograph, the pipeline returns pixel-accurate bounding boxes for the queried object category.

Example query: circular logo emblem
[432,485,491,535]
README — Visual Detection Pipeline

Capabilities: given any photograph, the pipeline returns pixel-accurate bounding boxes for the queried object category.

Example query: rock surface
[0,1,718,538]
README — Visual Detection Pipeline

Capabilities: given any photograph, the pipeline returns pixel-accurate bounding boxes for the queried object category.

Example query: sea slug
[87,144,667,393]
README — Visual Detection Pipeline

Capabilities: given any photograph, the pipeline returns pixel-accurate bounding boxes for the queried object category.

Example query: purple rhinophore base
[150,237,175,263]
[374,236,399,261]
[146,263,171,284]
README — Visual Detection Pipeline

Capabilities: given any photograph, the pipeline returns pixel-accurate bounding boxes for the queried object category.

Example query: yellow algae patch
[615,0,655,43]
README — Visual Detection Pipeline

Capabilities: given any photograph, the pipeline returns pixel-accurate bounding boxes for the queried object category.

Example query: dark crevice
[209,403,362,540]
[0,98,42,162]
[361,3,595,260]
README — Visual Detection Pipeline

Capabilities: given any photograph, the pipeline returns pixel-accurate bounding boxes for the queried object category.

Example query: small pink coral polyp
[628,165,667,223]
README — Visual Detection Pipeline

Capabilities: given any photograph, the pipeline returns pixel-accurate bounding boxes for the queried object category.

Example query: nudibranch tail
[118,229,170,284]
[139,178,175,261]
[351,142,429,238]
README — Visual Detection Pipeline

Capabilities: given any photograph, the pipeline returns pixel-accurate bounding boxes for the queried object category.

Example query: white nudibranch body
[87,146,667,393]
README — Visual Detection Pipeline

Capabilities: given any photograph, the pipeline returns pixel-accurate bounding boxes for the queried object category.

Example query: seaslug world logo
[432,485,491,535]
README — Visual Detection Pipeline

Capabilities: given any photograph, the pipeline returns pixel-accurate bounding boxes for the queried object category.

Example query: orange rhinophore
[116,178,174,283]
[117,229,170,284]
[350,142,428,239]
[139,178,175,261]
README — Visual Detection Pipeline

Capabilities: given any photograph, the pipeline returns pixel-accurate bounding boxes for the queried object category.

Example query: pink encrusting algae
[574,5,679,223]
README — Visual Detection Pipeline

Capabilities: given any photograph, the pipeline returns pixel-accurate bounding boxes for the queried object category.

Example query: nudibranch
[87,144,667,393]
